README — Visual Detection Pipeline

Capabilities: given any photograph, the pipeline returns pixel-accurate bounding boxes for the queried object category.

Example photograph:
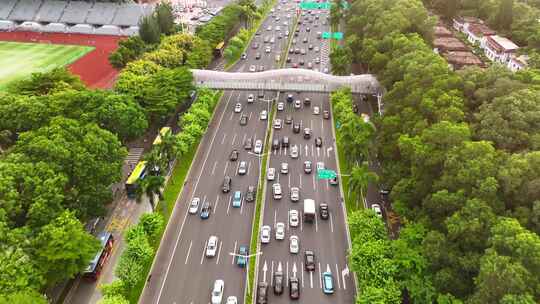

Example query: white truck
[303,199,316,222]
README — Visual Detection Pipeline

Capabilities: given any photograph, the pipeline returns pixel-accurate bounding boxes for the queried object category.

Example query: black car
[304,97,311,105]
[246,186,256,202]
[303,128,311,139]
[330,176,339,185]
[258,90,265,98]
[257,282,268,304]
[244,138,253,150]
[289,277,300,299]
[294,48,300,54]
[256,52,261,59]
[240,114,248,125]
[303,37,308,43]
[200,201,211,219]
[319,203,329,220]
[229,149,239,161]
[274,271,284,295]
[272,138,280,150]
[315,137,322,147]
[287,94,294,102]
[222,176,231,193]
[293,123,301,133]
[304,251,316,271]
[299,59,305,65]
[282,136,290,148]
[289,48,294,54]
[286,57,292,63]
[285,115,293,124]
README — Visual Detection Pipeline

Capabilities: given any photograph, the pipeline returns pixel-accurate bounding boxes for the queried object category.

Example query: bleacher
[0,0,155,36]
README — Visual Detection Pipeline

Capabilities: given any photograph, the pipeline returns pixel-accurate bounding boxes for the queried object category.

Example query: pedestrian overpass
[191,68,382,95]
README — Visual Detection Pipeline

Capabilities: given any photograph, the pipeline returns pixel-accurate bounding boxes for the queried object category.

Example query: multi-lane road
[254,7,355,304]
[140,1,356,303]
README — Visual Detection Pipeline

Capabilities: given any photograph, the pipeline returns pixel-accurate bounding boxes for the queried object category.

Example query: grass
[0,41,93,89]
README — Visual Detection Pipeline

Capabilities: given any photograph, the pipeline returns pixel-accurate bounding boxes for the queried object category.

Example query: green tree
[347,163,379,208]
[433,0,459,20]
[135,175,165,211]
[155,2,175,35]
[495,0,514,31]
[330,45,352,75]
[0,290,48,304]
[8,68,85,96]
[34,211,100,285]
[139,15,161,44]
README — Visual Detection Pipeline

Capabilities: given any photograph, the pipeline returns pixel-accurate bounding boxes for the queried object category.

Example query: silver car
[290,145,299,158]
[290,187,300,202]
[254,139,263,154]
[238,161,247,175]
[189,197,200,214]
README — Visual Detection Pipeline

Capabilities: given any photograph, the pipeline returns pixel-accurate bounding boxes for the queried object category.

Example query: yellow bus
[214,41,225,57]
[152,127,172,146]
[125,161,147,198]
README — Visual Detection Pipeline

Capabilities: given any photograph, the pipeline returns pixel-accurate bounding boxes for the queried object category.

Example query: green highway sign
[322,32,343,40]
[336,121,341,129]
[299,1,349,10]
[317,169,337,179]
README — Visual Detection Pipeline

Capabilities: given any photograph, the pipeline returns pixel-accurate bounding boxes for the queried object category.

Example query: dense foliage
[334,0,540,302]
[196,4,244,47]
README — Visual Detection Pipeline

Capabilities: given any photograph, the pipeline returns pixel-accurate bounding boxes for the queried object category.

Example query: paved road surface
[140,3,297,303]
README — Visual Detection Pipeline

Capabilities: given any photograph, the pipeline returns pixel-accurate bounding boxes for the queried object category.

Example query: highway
[254,7,356,304]
[139,2,298,303]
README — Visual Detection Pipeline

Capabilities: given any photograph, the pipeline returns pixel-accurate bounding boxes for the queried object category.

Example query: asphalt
[253,9,356,304]
[139,3,299,304]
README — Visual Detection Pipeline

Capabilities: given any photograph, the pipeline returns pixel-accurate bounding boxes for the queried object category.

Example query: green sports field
[0,41,94,89]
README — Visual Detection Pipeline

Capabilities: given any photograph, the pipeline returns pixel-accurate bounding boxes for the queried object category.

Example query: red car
[292,63,299,68]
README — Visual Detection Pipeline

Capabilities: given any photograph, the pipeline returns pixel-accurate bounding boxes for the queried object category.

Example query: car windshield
[213,290,220,296]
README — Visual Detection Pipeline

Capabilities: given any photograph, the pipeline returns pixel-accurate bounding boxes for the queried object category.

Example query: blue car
[200,201,211,219]
[322,272,334,294]
[232,191,242,208]
[237,245,248,267]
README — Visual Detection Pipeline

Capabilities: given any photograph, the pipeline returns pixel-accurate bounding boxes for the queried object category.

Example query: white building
[484,35,520,63]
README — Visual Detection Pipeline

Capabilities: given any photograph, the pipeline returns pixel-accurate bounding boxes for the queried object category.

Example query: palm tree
[347,163,378,209]
[135,175,165,212]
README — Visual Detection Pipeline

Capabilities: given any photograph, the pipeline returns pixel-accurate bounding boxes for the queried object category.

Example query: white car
[234,103,242,113]
[254,139,263,154]
[275,222,285,240]
[316,162,325,172]
[372,204,383,217]
[289,235,299,253]
[273,183,282,199]
[206,236,219,257]
[265,46,271,53]
[189,197,200,214]
[313,106,320,115]
[290,187,300,202]
[277,102,285,111]
[267,168,276,181]
[289,209,299,227]
[273,118,282,129]
[294,99,301,109]
[247,94,254,103]
[238,161,247,175]
[260,110,268,120]
[261,225,271,243]
[290,145,299,158]
[226,296,238,304]
[211,280,225,304]
[249,65,257,72]
[281,162,288,174]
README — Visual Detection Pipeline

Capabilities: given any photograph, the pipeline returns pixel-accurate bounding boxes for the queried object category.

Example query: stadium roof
[112,3,154,27]
[35,0,67,22]
[0,0,18,20]
[9,0,42,21]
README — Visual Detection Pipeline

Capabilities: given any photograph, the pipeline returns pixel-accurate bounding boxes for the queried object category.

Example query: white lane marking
[221,133,227,145]
[305,145,308,157]
[299,143,302,157]
[231,241,237,265]
[240,196,245,214]
[299,173,303,189]
[231,133,237,146]
[216,240,223,265]
[223,161,229,175]
[311,144,314,157]
[227,195,232,215]
[242,133,247,146]
[301,263,305,288]
[330,212,334,233]
[318,263,322,288]
[335,263,341,289]
[271,260,275,286]
[235,162,240,176]
[213,196,219,214]
[184,241,192,264]
[310,270,314,289]
[229,111,234,121]
[312,174,316,191]
[247,161,251,176]
[321,118,324,134]
[342,267,348,290]
[310,119,313,130]
[200,240,207,264]
[326,179,329,190]
[211,161,217,176]
[317,147,320,157]
[288,174,291,189]
[249,111,253,122]
[315,208,319,232]
[286,261,289,286]
[284,147,287,155]
[274,210,277,227]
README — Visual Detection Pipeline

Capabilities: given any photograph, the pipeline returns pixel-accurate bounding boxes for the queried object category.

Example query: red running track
[0,31,125,89]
